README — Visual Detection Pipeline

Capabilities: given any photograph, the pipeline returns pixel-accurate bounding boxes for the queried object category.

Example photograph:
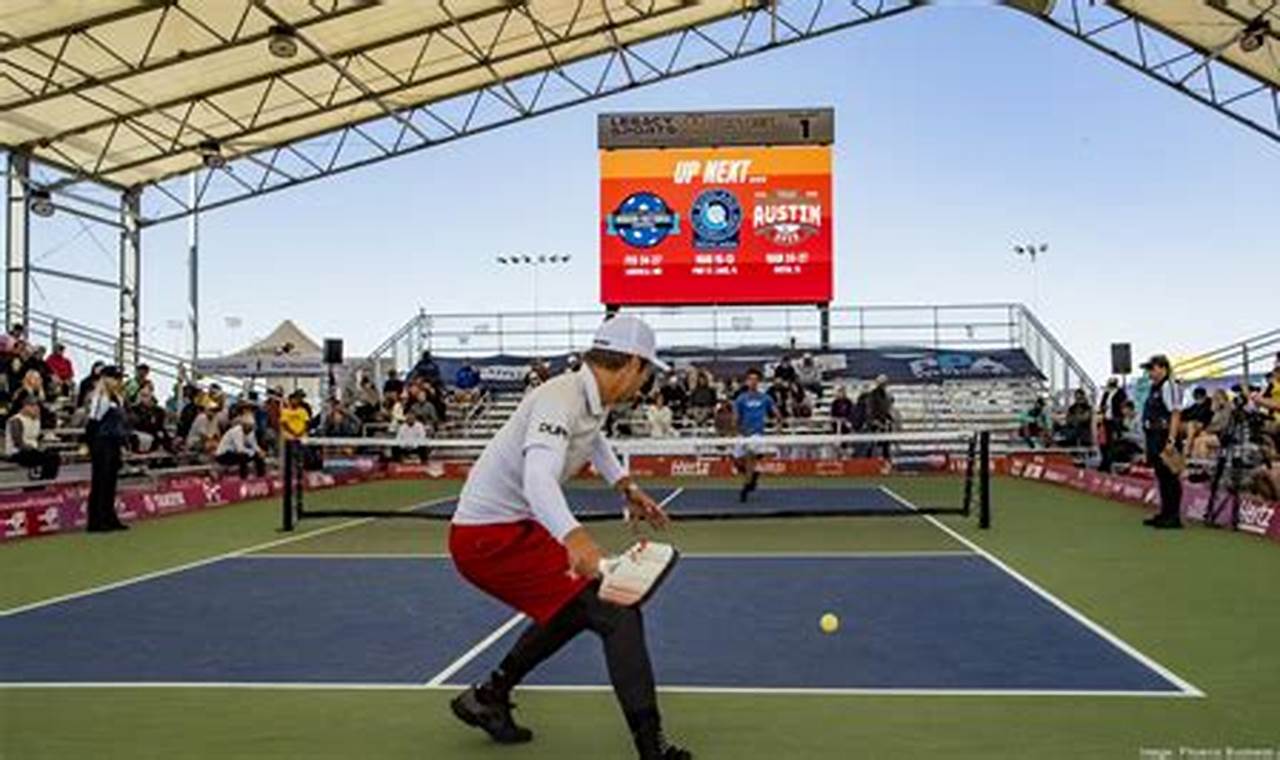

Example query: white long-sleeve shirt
[453,366,626,541]
[215,425,260,457]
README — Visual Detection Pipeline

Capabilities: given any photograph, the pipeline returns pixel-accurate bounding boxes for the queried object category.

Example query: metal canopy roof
[1,1,1276,222]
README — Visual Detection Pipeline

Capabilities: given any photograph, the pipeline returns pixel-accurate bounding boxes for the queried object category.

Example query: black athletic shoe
[1142,515,1160,527]
[450,685,533,744]
[1150,515,1183,530]
[635,730,692,760]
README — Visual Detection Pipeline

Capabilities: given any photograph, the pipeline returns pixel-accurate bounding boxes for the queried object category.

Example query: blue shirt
[734,391,774,436]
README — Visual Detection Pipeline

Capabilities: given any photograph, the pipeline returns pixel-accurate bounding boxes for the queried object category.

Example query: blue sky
[9,6,1278,381]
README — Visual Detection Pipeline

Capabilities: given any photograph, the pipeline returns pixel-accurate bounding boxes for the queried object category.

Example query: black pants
[489,583,660,736]
[216,451,266,478]
[1146,433,1182,521]
[10,448,61,480]
[87,439,124,530]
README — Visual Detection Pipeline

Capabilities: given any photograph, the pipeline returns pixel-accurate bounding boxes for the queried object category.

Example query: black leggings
[491,583,659,731]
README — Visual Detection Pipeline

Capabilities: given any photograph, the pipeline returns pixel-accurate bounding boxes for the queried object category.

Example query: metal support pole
[118,185,142,371]
[818,303,830,350]
[1241,344,1251,388]
[979,431,991,530]
[5,152,32,330]
[187,172,199,366]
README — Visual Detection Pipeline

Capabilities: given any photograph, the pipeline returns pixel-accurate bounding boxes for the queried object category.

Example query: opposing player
[448,315,692,760]
[733,367,778,502]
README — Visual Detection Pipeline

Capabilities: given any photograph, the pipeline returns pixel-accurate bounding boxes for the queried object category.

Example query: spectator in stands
[405,384,439,430]
[176,385,202,441]
[319,399,360,437]
[646,394,677,438]
[454,362,483,405]
[0,323,23,355]
[796,354,823,399]
[410,350,441,385]
[1181,387,1213,438]
[215,412,266,478]
[1019,397,1051,448]
[1189,389,1233,461]
[6,396,60,480]
[1113,400,1144,464]
[687,372,717,426]
[353,374,381,423]
[44,344,74,399]
[186,403,219,455]
[11,368,46,410]
[1253,367,1280,443]
[866,376,894,432]
[713,398,736,437]
[128,387,171,453]
[383,370,405,397]
[565,354,582,374]
[124,364,151,404]
[659,373,688,420]
[77,361,105,408]
[1097,378,1129,472]
[1059,389,1094,447]
[773,355,797,386]
[790,383,813,420]
[830,385,855,434]
[394,411,430,461]
[767,377,792,419]
[1139,354,1183,530]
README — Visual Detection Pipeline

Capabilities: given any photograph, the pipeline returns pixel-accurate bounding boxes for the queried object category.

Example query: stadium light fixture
[197,139,226,169]
[1239,18,1270,54]
[268,25,299,59]
[28,187,55,218]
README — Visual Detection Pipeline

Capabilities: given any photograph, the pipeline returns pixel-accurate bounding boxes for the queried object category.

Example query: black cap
[100,365,124,379]
[1140,354,1170,370]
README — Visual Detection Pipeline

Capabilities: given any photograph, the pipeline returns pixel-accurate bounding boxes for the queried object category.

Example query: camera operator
[1140,355,1183,529]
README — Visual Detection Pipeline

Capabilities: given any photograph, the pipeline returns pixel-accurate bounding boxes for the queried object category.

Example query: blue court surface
[0,551,1193,695]
[416,485,913,519]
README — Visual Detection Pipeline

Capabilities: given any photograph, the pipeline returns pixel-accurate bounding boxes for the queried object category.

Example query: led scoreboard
[599,108,833,307]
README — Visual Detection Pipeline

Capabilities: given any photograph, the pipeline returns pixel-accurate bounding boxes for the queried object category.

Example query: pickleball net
[280,430,991,530]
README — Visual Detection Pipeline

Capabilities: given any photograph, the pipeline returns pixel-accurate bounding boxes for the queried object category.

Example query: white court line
[424,613,527,687]
[878,486,1206,698]
[0,682,1197,698]
[0,494,459,618]
[236,550,975,560]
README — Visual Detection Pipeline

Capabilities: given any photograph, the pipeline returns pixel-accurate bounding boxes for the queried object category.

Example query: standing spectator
[795,354,824,399]
[280,390,312,443]
[1140,354,1183,530]
[6,396,60,480]
[1098,378,1129,472]
[86,366,129,532]
[44,344,74,398]
[687,372,717,426]
[645,394,677,438]
[830,385,855,434]
[215,413,267,478]
[77,361,105,408]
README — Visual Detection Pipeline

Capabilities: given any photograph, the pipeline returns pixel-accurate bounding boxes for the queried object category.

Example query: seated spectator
[1059,389,1093,447]
[280,390,312,442]
[1019,397,1051,448]
[454,362,483,405]
[124,364,151,405]
[659,374,688,419]
[767,378,792,419]
[319,400,360,437]
[0,323,23,355]
[790,383,813,420]
[404,385,439,430]
[394,411,430,461]
[128,388,172,453]
[5,396,60,480]
[713,398,737,437]
[382,370,405,397]
[830,385,855,434]
[215,413,266,478]
[773,355,797,385]
[687,372,718,425]
[866,375,894,433]
[44,344,74,399]
[410,350,441,385]
[352,374,381,423]
[1253,367,1280,443]
[186,404,219,455]
[796,354,824,399]
[646,394,677,438]
[77,361,105,408]
[1190,389,1233,460]
[1112,400,1144,464]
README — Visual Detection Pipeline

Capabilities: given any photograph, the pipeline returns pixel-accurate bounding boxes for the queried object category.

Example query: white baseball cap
[591,314,669,371]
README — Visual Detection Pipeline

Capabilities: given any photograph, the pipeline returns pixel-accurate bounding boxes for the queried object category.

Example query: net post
[979,430,991,529]
[962,433,977,516]
[281,438,294,531]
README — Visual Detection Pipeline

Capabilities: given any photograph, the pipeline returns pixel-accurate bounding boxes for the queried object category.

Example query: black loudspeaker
[1110,343,1132,376]
[323,338,344,365]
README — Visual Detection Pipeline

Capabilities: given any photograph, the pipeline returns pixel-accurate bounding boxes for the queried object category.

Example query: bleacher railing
[1174,328,1280,387]
[368,303,1095,399]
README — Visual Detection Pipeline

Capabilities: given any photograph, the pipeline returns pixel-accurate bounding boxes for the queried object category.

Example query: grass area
[2,475,1279,758]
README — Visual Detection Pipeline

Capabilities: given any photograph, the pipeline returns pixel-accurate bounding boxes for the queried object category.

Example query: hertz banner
[599,111,833,306]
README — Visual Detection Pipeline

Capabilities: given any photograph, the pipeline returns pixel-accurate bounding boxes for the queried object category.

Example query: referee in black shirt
[86,366,130,533]
[1140,355,1183,529]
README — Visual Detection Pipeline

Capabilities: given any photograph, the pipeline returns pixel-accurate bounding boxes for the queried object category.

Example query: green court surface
[2,475,1278,759]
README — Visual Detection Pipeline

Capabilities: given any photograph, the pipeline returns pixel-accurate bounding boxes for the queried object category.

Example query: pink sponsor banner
[1009,455,1280,543]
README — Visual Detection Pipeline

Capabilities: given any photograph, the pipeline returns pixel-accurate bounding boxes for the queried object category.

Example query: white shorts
[733,435,765,460]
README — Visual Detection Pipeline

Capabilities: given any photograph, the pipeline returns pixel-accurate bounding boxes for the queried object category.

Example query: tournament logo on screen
[606,191,680,249]
[752,189,822,246]
[690,188,742,250]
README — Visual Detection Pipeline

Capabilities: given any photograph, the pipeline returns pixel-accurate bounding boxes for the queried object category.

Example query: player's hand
[564,528,604,580]
[625,485,671,530]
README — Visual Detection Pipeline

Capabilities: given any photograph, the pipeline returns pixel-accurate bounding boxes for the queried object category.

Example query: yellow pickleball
[820,613,839,634]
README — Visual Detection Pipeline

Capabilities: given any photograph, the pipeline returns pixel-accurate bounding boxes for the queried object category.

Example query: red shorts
[449,520,591,626]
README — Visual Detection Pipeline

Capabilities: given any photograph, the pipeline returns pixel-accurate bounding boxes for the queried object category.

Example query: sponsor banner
[1009,455,1280,543]
[600,145,833,306]
[193,353,326,377]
